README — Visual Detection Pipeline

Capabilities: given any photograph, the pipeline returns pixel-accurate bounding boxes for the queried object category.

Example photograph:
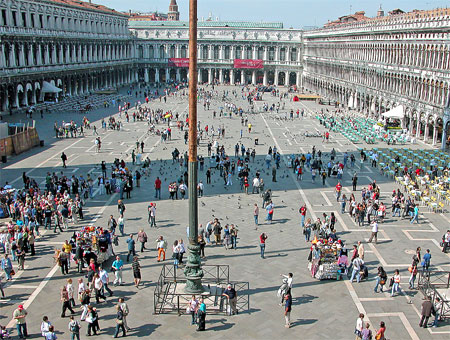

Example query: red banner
[233,59,264,69]
[168,58,189,68]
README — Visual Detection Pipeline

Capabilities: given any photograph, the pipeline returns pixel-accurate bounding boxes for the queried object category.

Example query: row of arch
[305,60,449,108]
[137,43,300,63]
[1,40,132,69]
[139,67,301,86]
[0,67,136,111]
[305,42,450,71]
[303,74,449,148]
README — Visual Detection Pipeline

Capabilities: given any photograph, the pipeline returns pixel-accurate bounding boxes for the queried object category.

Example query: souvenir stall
[308,237,343,280]
[74,225,112,264]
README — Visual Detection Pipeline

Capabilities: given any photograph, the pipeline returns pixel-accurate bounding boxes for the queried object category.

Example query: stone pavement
[1,85,449,340]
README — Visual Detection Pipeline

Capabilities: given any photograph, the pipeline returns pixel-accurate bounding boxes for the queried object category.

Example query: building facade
[303,8,450,148]
[129,20,303,87]
[0,0,136,111]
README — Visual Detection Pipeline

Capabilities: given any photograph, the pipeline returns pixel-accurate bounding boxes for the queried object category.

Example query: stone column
[198,69,202,83]
[275,47,279,61]
[263,70,268,86]
[442,112,449,150]
[219,69,223,83]
[208,68,212,83]
[0,44,6,68]
[285,71,289,86]
[253,46,257,60]
[296,71,301,87]
[274,71,279,86]
[144,68,149,83]
[230,70,235,84]
[165,68,170,82]
[28,44,33,65]
[415,117,421,138]
[424,123,429,142]
[44,45,50,65]
[219,46,223,60]
[10,44,17,67]
[155,68,160,83]
[241,45,245,59]
[176,69,180,82]
[240,71,245,84]
[263,46,267,61]
[432,124,438,146]
[252,70,256,85]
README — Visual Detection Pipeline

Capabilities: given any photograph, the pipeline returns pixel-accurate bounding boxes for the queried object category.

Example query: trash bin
[40,140,44,147]
[1,155,6,163]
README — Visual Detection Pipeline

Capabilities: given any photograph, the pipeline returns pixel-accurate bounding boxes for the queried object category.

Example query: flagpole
[184,0,203,294]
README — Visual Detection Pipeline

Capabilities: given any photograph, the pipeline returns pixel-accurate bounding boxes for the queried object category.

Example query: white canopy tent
[40,81,62,102]
[42,81,62,94]
[382,105,404,119]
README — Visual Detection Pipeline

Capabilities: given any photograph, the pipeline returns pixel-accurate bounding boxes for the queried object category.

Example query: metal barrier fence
[418,271,450,320]
[153,264,249,315]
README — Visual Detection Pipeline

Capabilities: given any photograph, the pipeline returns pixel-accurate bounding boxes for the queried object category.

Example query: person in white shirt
[98,266,113,297]
[355,313,364,339]
[252,177,260,194]
[41,316,51,337]
[350,255,364,283]
[368,221,378,244]
[279,273,294,304]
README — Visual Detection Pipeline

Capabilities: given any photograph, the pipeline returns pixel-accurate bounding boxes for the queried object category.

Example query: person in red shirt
[154,177,162,199]
[300,205,307,227]
[335,182,342,201]
[325,131,330,142]
[259,233,268,259]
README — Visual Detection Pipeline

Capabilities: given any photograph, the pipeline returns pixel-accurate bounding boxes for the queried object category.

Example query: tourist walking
[112,255,124,286]
[132,256,141,287]
[354,313,364,340]
[68,316,81,340]
[419,296,435,328]
[137,229,148,252]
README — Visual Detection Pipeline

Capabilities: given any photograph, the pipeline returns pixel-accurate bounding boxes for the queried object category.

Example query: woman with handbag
[374,266,387,293]
[374,321,386,340]
[113,305,126,338]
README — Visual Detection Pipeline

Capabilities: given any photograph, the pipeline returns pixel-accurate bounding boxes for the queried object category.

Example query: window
[39,14,43,28]
[235,46,241,59]
[1,9,7,26]
[47,15,50,28]
[12,11,17,26]
[21,12,26,27]
[68,18,71,30]
[224,46,230,60]
[160,45,165,58]
[61,17,64,30]
[54,16,58,29]
[246,47,252,59]
[202,46,208,59]
[138,46,144,59]
[181,46,187,58]
[268,47,275,61]
[257,47,264,60]
[280,48,286,61]
[214,46,219,59]
[30,13,35,27]
[149,46,154,59]
[169,45,175,58]
[290,48,297,61]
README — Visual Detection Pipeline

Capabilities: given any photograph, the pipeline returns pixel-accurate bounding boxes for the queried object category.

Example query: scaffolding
[417,271,450,320]
[153,264,249,315]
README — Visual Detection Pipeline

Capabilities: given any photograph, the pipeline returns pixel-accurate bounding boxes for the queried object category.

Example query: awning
[42,81,62,94]
[382,105,404,119]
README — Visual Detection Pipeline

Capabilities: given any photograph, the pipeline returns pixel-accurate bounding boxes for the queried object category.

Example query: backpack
[70,321,80,333]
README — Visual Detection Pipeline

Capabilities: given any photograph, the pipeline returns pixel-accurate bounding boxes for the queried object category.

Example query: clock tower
[168,0,180,21]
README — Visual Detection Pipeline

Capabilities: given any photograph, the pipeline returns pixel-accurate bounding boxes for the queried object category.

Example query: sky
[99,0,450,28]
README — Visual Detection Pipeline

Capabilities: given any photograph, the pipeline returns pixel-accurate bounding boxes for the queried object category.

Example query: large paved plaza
[1,85,450,340]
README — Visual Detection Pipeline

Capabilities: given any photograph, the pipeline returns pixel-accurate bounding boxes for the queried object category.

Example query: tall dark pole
[184,0,203,293]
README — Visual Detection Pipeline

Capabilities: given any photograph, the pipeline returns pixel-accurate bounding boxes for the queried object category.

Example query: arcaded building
[302,8,450,148]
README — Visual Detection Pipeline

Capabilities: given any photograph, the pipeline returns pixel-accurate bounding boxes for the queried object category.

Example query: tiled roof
[128,20,284,29]
[46,0,128,17]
